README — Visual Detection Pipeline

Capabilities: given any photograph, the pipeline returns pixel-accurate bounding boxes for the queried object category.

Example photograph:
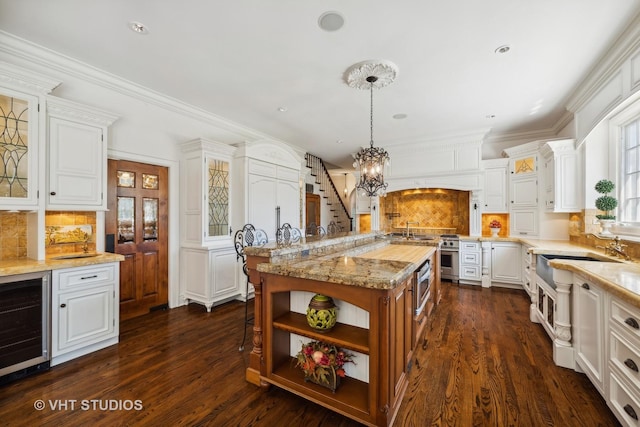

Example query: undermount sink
[51,253,99,260]
[410,236,436,241]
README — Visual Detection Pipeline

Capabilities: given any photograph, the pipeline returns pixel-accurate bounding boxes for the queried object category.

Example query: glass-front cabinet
[0,88,40,209]
[179,138,239,311]
[179,139,235,245]
[207,157,230,238]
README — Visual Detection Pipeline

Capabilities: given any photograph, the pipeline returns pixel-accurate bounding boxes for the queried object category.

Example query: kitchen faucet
[405,221,419,239]
[588,234,632,261]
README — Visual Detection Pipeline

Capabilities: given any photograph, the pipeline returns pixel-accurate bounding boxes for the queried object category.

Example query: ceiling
[1,1,640,170]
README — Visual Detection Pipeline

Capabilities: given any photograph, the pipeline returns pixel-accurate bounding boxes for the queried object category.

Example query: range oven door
[440,249,459,282]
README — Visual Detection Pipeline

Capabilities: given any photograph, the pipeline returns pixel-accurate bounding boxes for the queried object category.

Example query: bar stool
[235,224,267,351]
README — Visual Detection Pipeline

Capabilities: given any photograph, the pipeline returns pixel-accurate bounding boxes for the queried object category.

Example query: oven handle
[417,263,431,284]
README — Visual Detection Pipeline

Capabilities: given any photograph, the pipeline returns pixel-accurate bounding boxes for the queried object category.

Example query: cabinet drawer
[56,264,115,291]
[611,297,640,344]
[460,265,481,279]
[460,242,480,251]
[611,331,640,390]
[610,371,640,426]
[461,252,480,265]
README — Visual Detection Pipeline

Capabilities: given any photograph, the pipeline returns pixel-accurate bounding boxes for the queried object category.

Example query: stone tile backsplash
[0,211,97,260]
[0,212,28,259]
[380,189,470,235]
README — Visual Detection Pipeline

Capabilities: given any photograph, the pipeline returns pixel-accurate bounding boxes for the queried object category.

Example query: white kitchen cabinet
[521,243,533,296]
[503,142,543,238]
[540,139,581,212]
[0,88,41,209]
[179,138,241,310]
[180,138,236,245]
[248,159,300,241]
[482,158,508,213]
[490,241,522,285]
[46,96,117,210]
[510,209,539,236]
[608,294,640,425]
[509,175,538,208]
[51,262,119,366]
[181,246,239,311]
[573,274,605,395]
[459,240,481,284]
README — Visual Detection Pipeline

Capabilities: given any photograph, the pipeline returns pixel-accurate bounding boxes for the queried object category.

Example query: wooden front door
[106,159,168,321]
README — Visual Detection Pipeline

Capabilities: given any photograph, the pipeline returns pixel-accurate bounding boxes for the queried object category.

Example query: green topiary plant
[594,179,617,220]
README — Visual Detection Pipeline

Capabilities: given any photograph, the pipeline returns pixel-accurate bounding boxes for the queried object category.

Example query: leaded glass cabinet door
[207,157,230,239]
[0,88,39,209]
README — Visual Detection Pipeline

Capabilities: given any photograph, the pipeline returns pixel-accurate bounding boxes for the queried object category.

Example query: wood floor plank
[0,283,621,426]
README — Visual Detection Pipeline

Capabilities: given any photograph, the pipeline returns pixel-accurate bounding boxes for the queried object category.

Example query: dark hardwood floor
[0,283,620,426]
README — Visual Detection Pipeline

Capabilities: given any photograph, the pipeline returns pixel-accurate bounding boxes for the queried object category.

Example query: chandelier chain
[370,82,374,148]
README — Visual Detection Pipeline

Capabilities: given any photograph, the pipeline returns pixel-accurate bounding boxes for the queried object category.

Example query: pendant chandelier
[346,60,398,197]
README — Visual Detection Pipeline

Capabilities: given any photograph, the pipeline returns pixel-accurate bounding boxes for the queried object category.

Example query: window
[620,118,640,222]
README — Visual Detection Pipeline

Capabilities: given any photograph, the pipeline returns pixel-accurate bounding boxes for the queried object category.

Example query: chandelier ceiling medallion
[346,60,398,197]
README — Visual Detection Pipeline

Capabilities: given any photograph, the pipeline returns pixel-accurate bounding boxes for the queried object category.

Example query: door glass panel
[208,158,229,237]
[117,171,135,188]
[547,296,554,326]
[538,286,544,312]
[0,94,29,198]
[143,198,158,241]
[142,173,158,190]
[117,196,135,243]
[514,156,535,175]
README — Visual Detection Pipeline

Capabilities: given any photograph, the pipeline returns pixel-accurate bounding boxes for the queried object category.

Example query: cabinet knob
[624,358,639,372]
[50,191,56,196]
[625,317,640,329]
[581,283,590,290]
[624,404,638,420]
[60,303,66,308]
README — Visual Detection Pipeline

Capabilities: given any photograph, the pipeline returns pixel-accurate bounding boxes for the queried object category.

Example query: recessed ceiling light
[336,139,344,144]
[318,11,345,32]
[392,113,408,120]
[277,106,288,112]
[486,114,496,119]
[128,21,149,35]
[494,45,510,54]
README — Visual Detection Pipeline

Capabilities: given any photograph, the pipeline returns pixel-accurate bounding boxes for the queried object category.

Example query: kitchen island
[244,232,440,427]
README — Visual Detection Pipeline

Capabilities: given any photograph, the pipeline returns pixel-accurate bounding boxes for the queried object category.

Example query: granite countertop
[459,235,640,307]
[257,242,435,290]
[547,259,640,308]
[0,252,125,277]
[507,237,640,308]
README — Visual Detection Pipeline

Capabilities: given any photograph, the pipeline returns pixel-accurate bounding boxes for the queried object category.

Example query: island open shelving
[254,270,412,427]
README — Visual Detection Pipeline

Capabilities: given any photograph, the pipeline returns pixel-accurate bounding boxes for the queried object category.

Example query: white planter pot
[599,219,615,235]
[490,227,500,237]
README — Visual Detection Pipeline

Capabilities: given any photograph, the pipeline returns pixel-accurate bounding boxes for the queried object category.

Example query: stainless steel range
[440,234,459,282]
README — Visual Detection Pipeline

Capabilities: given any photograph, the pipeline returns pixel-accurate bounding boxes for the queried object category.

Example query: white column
[552,267,575,369]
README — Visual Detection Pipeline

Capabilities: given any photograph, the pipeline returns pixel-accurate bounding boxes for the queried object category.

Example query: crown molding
[0,60,60,94]
[565,12,640,113]
[47,95,118,126]
[0,31,290,145]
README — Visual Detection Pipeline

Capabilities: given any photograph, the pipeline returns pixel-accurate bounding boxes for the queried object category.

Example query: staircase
[305,153,352,231]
